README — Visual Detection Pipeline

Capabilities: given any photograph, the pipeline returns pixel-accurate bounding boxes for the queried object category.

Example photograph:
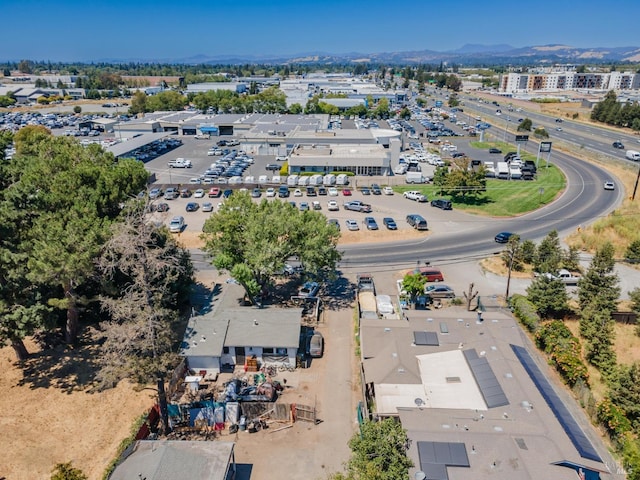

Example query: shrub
[596,397,632,439]
[535,320,589,387]
[510,294,540,332]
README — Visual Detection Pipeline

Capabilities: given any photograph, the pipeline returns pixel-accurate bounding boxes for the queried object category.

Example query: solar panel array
[413,331,439,346]
[463,349,509,408]
[417,441,470,480]
[511,344,602,463]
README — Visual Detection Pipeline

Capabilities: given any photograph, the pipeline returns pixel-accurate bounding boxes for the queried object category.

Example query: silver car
[168,216,184,233]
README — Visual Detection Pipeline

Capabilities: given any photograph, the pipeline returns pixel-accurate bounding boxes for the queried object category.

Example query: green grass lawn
[394,141,565,217]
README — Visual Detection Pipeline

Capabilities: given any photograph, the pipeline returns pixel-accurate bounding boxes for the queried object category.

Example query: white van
[336,174,349,185]
[287,175,299,187]
[228,176,243,185]
[258,175,268,184]
[297,176,310,186]
[244,175,255,184]
[323,174,336,186]
[626,150,640,161]
[271,175,281,184]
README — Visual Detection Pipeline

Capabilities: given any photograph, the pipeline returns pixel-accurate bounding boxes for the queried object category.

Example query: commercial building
[500,70,640,94]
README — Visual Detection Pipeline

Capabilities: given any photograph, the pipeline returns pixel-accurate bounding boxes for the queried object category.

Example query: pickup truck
[168,158,192,168]
[536,269,581,285]
[343,200,372,213]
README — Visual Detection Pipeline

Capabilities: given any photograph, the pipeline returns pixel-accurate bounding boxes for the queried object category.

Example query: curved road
[339,148,622,267]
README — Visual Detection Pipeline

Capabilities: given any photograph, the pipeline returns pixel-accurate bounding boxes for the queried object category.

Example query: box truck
[405,172,427,184]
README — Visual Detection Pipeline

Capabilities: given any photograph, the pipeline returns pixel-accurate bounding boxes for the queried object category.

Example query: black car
[360,187,371,195]
[370,184,382,195]
[495,231,515,243]
[363,216,378,230]
[613,141,625,149]
[489,147,502,154]
[223,189,233,198]
[185,202,199,212]
[306,186,317,196]
[431,199,452,210]
[383,217,397,230]
[265,163,281,171]
[451,152,466,158]
[317,186,327,196]
[156,202,169,212]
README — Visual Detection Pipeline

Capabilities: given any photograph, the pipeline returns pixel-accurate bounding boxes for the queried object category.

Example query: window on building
[223,347,229,354]
[276,347,288,355]
[263,348,274,354]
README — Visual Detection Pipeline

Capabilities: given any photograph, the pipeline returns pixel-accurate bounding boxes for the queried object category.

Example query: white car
[383,186,394,195]
[193,189,205,198]
[604,181,615,191]
[294,189,303,197]
[201,202,214,212]
[327,200,339,211]
[328,187,339,196]
[265,187,276,197]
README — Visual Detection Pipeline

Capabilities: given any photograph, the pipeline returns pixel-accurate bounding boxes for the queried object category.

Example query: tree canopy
[201,192,341,303]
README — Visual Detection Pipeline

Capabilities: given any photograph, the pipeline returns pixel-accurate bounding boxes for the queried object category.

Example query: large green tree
[526,275,569,319]
[577,242,620,313]
[201,193,341,304]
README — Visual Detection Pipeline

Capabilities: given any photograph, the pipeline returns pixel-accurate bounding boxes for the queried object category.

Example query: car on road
[489,147,502,154]
[431,198,452,210]
[424,284,456,299]
[185,202,199,212]
[266,187,276,197]
[604,181,615,191]
[404,190,428,202]
[342,188,352,196]
[363,217,378,230]
[168,216,184,233]
[556,127,563,132]
[383,186,394,195]
[383,217,397,230]
[298,281,320,298]
[613,141,625,149]
[201,202,214,212]
[328,218,340,230]
[328,187,339,196]
[495,231,515,243]
[346,219,359,231]
[194,189,205,198]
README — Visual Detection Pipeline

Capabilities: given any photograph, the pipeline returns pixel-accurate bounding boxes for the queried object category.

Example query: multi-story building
[500,70,640,94]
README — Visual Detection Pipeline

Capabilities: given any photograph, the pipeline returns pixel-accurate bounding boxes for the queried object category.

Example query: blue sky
[1,0,638,62]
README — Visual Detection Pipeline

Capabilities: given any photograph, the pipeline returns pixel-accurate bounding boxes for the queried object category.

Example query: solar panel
[414,331,439,346]
[511,345,602,463]
[463,349,509,408]
[417,441,470,480]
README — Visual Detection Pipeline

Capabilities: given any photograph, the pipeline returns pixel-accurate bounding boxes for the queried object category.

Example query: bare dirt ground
[0,338,152,480]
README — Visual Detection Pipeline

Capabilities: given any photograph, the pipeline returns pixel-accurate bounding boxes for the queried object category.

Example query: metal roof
[106,132,173,158]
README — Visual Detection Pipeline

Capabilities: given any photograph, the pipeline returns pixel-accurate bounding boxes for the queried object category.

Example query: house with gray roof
[180,282,303,374]
[109,440,235,480]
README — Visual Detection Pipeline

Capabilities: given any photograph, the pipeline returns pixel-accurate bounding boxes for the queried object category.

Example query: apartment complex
[500,70,640,94]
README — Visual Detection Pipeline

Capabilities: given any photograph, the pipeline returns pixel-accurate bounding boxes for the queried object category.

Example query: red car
[208,187,221,198]
[342,188,352,196]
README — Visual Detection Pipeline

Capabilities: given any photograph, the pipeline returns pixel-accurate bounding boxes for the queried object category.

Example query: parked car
[383,217,397,230]
[328,187,339,196]
[425,284,456,299]
[201,202,214,212]
[294,189,303,197]
[317,186,327,196]
[371,184,382,195]
[431,199,452,210]
[312,201,321,210]
[306,186,317,196]
[360,187,371,195]
[168,216,184,233]
[495,231,515,243]
[156,202,169,212]
[328,218,340,230]
[194,188,205,198]
[413,267,444,282]
[298,281,320,298]
[342,188,352,196]
[149,188,163,199]
[266,187,276,197]
[308,331,324,358]
[185,202,199,212]
[180,188,192,198]
[346,219,359,231]
[278,186,290,198]
[404,190,428,202]
[363,217,378,230]
[383,186,394,195]
[208,187,221,198]
[223,189,233,198]
[327,200,339,211]
[489,147,502,154]
[299,202,309,211]
[265,163,281,171]
[406,214,428,230]
[251,188,262,198]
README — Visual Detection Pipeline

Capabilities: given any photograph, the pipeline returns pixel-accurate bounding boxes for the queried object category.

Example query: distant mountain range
[142,44,640,66]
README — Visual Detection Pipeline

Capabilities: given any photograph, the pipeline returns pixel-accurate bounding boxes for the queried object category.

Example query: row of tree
[591,90,640,131]
[0,127,193,388]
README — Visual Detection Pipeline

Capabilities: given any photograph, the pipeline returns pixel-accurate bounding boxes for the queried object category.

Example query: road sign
[515,135,529,142]
[540,141,552,153]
